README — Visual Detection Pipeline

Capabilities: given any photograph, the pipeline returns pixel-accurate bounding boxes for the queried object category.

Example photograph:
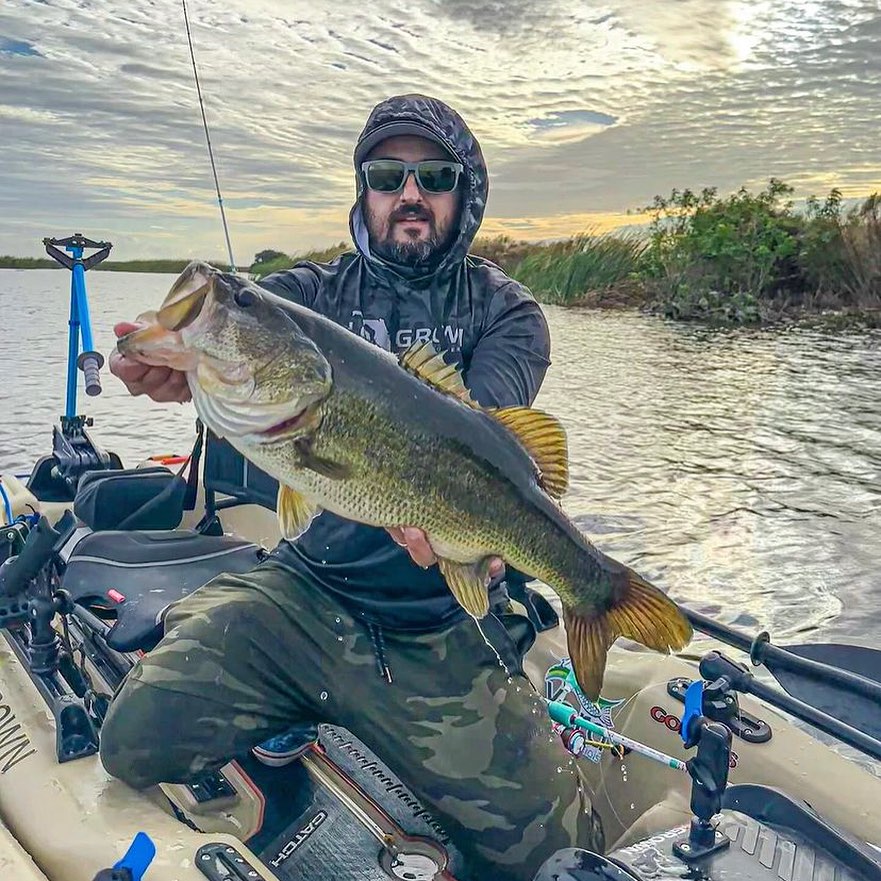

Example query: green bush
[801,191,881,307]
[640,179,800,321]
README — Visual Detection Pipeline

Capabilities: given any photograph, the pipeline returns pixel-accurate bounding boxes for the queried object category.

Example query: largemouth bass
[118,261,692,698]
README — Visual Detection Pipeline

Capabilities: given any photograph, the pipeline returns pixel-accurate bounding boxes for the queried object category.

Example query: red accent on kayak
[107,589,126,603]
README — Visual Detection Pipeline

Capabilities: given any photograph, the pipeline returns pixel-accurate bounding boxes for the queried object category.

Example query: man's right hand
[109,321,192,403]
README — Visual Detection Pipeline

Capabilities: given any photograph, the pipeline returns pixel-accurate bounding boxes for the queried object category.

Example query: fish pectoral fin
[437,557,492,619]
[486,406,569,498]
[562,571,693,701]
[276,484,321,540]
[293,438,351,480]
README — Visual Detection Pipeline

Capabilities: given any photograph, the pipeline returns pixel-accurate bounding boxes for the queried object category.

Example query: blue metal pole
[71,251,96,357]
[65,245,84,418]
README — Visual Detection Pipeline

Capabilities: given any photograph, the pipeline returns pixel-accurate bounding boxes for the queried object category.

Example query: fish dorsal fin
[399,341,568,497]
[399,341,476,407]
[487,406,569,498]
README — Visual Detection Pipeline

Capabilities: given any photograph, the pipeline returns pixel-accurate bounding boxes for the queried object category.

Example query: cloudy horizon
[2,0,880,263]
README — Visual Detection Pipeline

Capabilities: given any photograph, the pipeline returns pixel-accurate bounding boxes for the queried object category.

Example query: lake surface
[2,268,880,649]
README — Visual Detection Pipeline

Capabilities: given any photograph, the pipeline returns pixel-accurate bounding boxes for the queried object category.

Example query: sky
[1,0,880,262]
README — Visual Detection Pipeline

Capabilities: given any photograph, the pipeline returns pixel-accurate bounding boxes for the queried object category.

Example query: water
[2,268,880,646]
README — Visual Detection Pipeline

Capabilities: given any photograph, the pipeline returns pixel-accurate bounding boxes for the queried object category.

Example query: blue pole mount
[39,233,120,494]
[43,233,112,413]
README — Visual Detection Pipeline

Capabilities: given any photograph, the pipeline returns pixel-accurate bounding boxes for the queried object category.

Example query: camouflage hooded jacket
[261,94,551,631]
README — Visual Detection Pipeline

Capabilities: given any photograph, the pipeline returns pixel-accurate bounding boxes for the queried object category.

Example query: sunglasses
[361,159,464,194]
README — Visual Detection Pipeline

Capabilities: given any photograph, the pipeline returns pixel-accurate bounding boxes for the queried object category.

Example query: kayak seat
[60,529,265,653]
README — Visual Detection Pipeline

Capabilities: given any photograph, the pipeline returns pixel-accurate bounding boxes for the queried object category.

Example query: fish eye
[234,287,257,307]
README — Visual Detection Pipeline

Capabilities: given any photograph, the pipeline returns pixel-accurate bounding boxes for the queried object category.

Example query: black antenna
[181,0,237,272]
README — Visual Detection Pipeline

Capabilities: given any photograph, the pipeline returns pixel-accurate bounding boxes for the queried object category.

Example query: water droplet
[335,617,341,624]
[319,691,328,701]
[556,766,563,773]
[630,803,636,810]
[506,677,513,685]
[515,686,521,693]
[337,636,343,642]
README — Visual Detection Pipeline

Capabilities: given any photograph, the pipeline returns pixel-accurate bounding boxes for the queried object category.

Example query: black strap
[183,419,205,511]
[115,430,202,531]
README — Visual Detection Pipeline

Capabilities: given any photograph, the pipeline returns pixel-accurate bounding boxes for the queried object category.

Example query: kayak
[1,457,880,881]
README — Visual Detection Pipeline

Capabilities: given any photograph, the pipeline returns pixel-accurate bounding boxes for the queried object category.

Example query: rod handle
[78,351,105,397]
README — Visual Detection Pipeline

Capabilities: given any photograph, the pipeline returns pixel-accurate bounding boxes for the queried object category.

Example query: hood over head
[349,94,488,284]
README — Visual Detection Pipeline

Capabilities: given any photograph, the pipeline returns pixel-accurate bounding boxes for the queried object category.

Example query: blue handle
[113,832,156,881]
[681,680,704,745]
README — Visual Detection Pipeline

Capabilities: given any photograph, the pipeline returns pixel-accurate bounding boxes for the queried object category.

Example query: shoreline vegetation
[4,180,879,327]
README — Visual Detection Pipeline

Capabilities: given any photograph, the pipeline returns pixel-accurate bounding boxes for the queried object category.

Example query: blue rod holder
[43,233,112,419]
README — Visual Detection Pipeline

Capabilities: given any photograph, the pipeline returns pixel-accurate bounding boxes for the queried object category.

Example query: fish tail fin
[563,571,693,701]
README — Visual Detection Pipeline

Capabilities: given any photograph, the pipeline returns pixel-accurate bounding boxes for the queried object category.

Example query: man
[101,94,605,879]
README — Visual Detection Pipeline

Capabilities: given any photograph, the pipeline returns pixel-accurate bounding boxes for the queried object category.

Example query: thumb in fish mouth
[115,318,197,371]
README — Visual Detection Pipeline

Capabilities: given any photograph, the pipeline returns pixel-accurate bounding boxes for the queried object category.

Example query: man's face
[363,135,461,267]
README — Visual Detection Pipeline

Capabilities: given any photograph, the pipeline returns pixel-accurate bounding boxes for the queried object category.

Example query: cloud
[0,0,879,260]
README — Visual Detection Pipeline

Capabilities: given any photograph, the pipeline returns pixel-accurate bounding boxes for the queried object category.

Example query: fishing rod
[181,0,237,273]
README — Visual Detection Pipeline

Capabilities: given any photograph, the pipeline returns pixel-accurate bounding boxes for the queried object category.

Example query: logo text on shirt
[396,325,463,351]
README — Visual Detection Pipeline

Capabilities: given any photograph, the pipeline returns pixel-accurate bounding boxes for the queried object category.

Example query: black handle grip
[78,351,105,397]
[0,516,60,597]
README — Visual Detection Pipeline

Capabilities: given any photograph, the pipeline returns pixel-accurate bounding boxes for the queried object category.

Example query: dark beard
[365,203,454,267]
[373,237,436,266]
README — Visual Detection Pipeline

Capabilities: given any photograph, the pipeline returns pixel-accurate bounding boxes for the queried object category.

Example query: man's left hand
[386,527,504,581]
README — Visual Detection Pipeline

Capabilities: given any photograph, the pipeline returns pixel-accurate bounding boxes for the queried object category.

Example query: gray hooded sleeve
[258,266,320,308]
[464,279,552,409]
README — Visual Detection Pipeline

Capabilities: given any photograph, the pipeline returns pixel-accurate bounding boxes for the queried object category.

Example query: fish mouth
[158,278,212,332]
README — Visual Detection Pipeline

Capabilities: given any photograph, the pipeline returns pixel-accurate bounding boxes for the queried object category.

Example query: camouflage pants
[100,561,604,880]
